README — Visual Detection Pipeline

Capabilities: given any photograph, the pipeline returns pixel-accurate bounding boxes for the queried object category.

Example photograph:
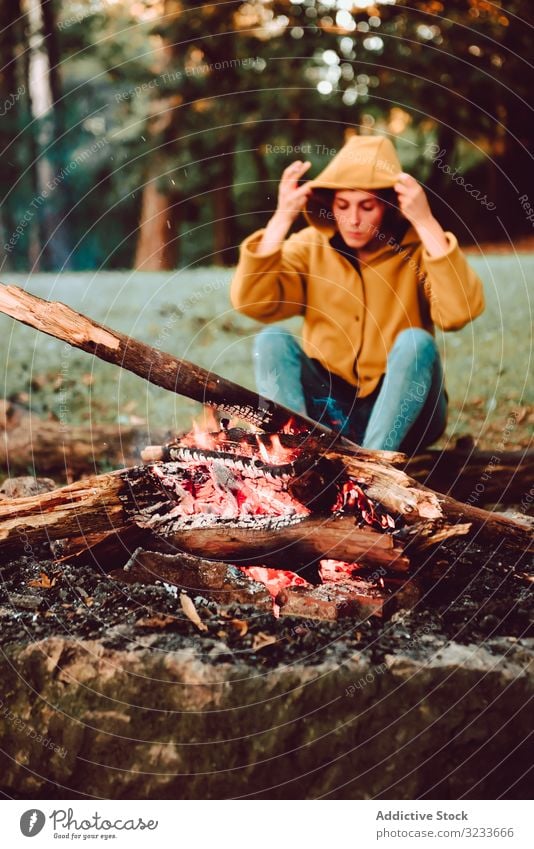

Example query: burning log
[0,457,409,572]
[108,548,407,621]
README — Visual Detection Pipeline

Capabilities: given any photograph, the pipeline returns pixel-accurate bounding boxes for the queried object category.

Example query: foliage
[0,0,532,271]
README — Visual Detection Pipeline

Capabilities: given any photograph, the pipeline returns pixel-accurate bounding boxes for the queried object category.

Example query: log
[0,463,410,572]
[0,401,170,480]
[0,283,370,444]
[109,549,397,622]
[403,444,534,505]
[151,431,533,556]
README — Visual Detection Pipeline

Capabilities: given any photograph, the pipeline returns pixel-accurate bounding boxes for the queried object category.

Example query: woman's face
[331,189,386,250]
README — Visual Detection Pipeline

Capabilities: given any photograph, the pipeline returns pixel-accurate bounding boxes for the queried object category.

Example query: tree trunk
[212,148,236,266]
[25,0,71,270]
[134,169,179,270]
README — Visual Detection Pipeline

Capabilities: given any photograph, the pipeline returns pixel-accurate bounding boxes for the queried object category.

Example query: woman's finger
[295,183,313,198]
[282,160,311,182]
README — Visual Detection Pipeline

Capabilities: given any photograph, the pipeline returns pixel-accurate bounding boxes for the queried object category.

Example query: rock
[0,476,57,499]
[0,634,532,799]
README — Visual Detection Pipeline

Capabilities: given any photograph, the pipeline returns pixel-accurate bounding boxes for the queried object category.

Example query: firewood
[0,283,530,567]
[0,283,362,442]
[107,549,393,622]
[0,462,409,571]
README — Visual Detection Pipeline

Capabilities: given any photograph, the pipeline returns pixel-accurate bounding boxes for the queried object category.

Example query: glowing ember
[240,566,310,617]
[318,559,363,583]
[333,482,396,531]
[150,462,309,520]
[153,415,399,616]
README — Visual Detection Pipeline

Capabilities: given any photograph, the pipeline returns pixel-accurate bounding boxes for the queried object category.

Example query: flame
[181,406,225,451]
[281,416,308,435]
[255,433,296,465]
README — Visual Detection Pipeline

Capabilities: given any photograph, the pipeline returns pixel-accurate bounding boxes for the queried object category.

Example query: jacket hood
[303,135,402,234]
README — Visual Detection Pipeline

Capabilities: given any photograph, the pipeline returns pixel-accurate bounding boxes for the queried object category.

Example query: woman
[230,135,485,451]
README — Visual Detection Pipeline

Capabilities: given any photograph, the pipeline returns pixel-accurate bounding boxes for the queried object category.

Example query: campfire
[136,418,401,617]
[0,284,531,804]
[0,283,530,626]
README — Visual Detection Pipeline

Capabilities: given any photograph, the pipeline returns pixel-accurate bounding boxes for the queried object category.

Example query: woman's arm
[394,172,449,256]
[255,160,313,255]
[394,172,485,329]
[230,160,313,321]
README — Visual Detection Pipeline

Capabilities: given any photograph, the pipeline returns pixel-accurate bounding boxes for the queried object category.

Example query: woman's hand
[276,160,313,222]
[393,172,433,226]
[254,160,313,255]
[394,172,449,256]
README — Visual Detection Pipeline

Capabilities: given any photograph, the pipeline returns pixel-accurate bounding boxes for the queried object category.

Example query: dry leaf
[136,614,177,629]
[180,592,208,632]
[229,618,248,638]
[28,571,58,589]
[252,632,277,651]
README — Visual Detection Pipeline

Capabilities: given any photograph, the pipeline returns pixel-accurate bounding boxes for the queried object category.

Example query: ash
[0,537,531,669]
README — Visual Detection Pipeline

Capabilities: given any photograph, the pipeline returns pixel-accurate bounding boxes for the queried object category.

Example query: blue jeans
[253,326,448,452]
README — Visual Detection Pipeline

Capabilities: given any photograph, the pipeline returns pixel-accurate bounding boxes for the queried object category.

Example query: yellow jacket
[230,136,485,397]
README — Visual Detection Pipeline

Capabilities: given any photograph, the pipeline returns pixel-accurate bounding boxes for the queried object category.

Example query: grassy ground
[1,253,532,451]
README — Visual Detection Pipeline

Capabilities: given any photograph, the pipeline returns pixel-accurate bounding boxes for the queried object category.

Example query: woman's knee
[390,327,438,364]
[253,326,300,360]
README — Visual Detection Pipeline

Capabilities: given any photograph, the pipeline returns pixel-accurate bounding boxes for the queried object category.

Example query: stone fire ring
[0,634,532,799]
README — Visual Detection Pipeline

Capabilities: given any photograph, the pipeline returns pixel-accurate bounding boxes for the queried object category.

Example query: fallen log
[404,443,534,505]
[0,401,170,480]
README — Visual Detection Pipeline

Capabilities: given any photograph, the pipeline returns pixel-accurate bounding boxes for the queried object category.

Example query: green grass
[1,254,532,449]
